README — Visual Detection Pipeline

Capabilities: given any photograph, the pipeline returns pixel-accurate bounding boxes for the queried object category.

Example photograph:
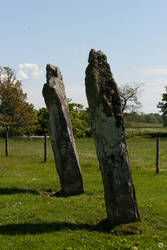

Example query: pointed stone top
[88,49,107,64]
[46,64,63,83]
[85,49,123,127]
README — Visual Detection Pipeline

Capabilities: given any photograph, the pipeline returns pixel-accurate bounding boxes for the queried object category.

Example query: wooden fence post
[44,133,47,162]
[5,127,8,157]
[156,137,159,174]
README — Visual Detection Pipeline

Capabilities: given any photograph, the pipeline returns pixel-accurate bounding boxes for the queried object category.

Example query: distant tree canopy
[68,99,91,137]
[37,99,162,137]
[36,107,48,135]
[0,66,37,135]
[119,83,142,113]
[35,100,91,137]
[157,86,167,126]
[124,112,163,127]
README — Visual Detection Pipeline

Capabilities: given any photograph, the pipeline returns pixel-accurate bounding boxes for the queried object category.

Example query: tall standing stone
[43,64,84,196]
[85,49,140,225]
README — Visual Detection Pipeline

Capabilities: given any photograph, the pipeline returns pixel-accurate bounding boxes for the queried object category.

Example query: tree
[68,99,89,137]
[0,66,37,135]
[36,107,48,135]
[157,86,167,126]
[119,83,142,113]
[36,101,91,137]
[123,112,163,127]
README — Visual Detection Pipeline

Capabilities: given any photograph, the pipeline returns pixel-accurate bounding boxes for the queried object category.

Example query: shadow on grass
[0,188,39,195]
[0,222,93,235]
[0,220,142,235]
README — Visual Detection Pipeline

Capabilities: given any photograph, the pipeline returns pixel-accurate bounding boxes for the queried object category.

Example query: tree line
[0,66,167,138]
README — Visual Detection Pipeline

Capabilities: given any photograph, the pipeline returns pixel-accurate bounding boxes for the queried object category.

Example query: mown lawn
[0,137,167,249]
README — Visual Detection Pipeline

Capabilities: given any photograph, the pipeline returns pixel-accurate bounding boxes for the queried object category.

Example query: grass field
[0,137,167,249]
[125,122,163,128]
[125,127,167,139]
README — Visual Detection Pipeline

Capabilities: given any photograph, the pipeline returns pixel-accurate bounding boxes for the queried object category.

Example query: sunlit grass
[126,127,167,138]
[0,137,167,249]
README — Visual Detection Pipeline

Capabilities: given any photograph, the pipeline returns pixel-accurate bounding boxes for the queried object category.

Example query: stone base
[55,189,84,197]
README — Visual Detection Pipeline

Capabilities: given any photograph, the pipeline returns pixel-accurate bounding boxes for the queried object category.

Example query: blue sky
[1,0,167,113]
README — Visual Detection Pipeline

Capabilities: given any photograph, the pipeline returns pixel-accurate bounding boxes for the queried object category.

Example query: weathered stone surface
[43,64,84,196]
[85,49,140,224]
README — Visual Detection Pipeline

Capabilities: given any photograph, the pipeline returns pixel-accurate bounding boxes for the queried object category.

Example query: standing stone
[43,64,84,196]
[85,49,140,225]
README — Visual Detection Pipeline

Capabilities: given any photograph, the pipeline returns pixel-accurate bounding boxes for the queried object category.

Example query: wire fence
[0,136,167,174]
[0,136,54,162]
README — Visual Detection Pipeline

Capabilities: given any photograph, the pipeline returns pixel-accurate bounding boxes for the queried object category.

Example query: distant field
[124,122,167,138]
[125,126,167,138]
[0,137,167,249]
[125,122,163,128]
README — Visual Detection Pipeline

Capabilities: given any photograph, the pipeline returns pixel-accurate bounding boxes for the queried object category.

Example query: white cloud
[139,79,167,113]
[143,68,167,76]
[17,70,29,80]
[17,63,43,81]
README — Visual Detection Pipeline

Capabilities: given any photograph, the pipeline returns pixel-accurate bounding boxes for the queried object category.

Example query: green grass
[125,127,167,138]
[125,122,163,128]
[0,137,167,249]
[124,122,167,139]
